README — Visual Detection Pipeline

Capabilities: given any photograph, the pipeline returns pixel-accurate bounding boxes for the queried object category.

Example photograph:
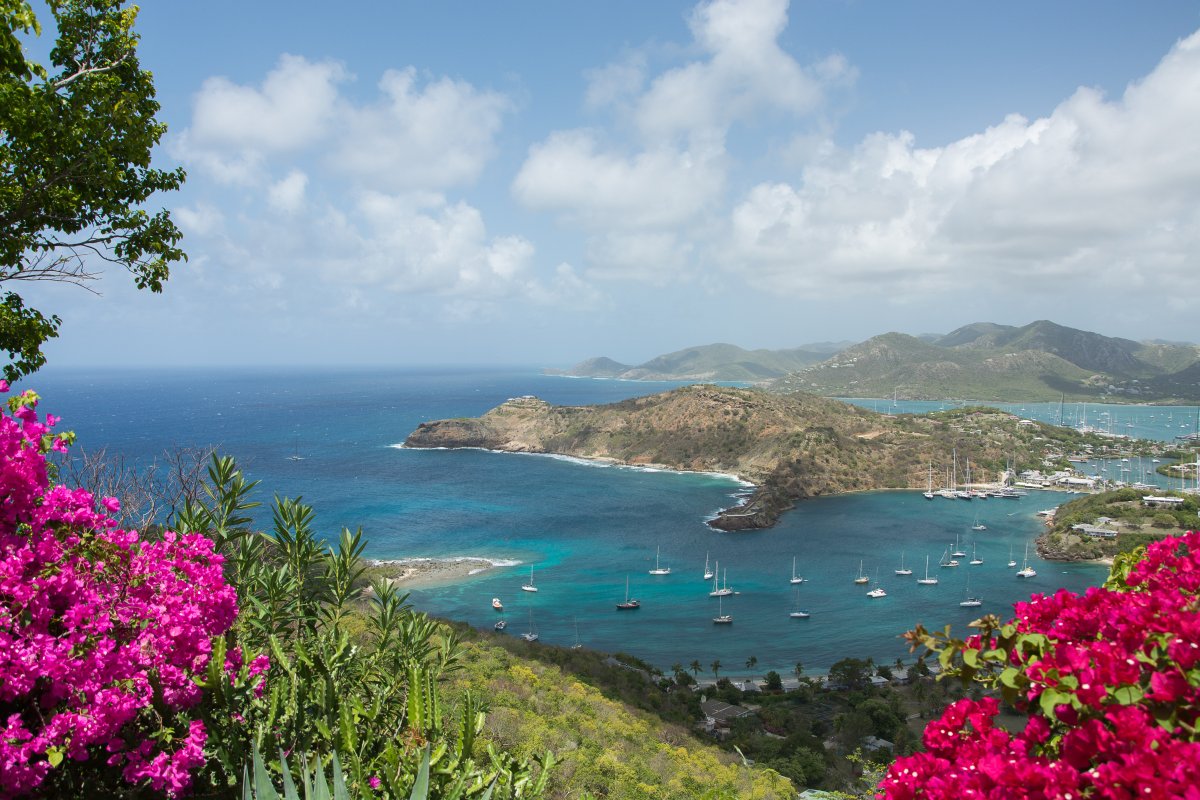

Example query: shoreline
[395,442,756,487]
[368,557,520,589]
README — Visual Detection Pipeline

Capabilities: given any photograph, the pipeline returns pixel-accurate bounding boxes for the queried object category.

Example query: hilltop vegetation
[1038,488,1198,560]
[773,320,1200,403]
[406,384,1118,530]
[553,321,1200,403]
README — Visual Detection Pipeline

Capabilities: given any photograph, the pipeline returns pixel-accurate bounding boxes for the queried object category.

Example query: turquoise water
[26,369,1118,675]
[845,397,1200,443]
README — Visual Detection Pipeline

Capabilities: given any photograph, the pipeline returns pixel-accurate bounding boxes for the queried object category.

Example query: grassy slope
[445,635,794,800]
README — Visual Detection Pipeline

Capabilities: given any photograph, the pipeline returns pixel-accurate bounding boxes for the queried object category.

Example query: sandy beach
[368,557,515,589]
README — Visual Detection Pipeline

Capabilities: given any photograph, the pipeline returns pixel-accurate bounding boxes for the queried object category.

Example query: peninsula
[404,385,1114,530]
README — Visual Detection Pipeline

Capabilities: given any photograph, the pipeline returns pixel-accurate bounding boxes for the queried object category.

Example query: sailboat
[709,565,733,597]
[790,586,811,618]
[916,554,938,585]
[853,560,870,585]
[616,576,640,609]
[1007,545,1017,569]
[521,566,538,592]
[789,556,806,584]
[703,552,714,581]
[950,534,969,561]
[1016,543,1037,578]
[520,609,538,642]
[493,619,507,631]
[648,546,671,575]
[959,572,982,607]
[971,513,987,531]
[969,543,983,566]
[287,436,304,461]
[712,594,732,624]
[939,547,959,568]
[866,569,887,598]
[894,552,912,576]
[572,617,583,649]
[923,462,935,500]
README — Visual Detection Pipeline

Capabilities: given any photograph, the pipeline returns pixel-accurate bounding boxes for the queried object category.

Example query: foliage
[887,532,1200,798]
[175,457,556,799]
[0,0,185,380]
[441,638,794,799]
[0,385,237,796]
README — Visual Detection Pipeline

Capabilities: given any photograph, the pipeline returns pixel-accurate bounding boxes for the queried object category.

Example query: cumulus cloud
[329,68,512,191]
[174,55,348,183]
[513,131,725,229]
[723,29,1200,299]
[514,0,847,283]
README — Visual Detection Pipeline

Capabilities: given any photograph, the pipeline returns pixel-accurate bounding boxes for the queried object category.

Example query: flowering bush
[882,531,1200,799]
[0,386,239,796]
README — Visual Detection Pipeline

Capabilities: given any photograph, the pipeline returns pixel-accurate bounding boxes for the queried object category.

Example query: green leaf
[45,746,62,767]
[1110,684,1144,705]
[409,746,431,800]
[1039,688,1064,720]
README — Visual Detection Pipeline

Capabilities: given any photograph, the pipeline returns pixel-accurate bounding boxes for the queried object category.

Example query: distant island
[552,321,1200,404]
[405,385,1127,531]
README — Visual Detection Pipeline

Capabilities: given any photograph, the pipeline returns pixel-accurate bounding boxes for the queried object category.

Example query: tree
[690,659,702,678]
[710,659,721,680]
[794,661,804,681]
[0,0,185,380]
[764,670,783,692]
[745,655,757,671]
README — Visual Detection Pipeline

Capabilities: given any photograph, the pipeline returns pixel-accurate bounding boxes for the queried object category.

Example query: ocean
[26,367,1184,677]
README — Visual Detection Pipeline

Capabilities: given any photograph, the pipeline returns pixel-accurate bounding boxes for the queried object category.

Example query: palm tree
[671,662,684,681]
[711,659,722,680]
[794,661,804,681]
[690,659,702,678]
[745,655,757,671]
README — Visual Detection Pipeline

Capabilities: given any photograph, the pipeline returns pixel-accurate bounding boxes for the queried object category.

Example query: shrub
[0,386,238,796]
[883,532,1200,798]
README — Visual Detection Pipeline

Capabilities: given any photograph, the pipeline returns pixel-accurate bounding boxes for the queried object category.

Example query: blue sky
[21,0,1200,368]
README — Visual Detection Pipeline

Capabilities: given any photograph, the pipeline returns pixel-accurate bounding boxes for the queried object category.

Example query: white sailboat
[866,569,887,598]
[789,586,811,618]
[853,559,870,585]
[520,609,538,642]
[951,533,967,558]
[703,552,714,581]
[959,572,982,607]
[894,552,913,576]
[969,543,983,566]
[712,594,732,624]
[789,556,806,584]
[916,554,938,585]
[572,617,583,649]
[1016,543,1037,578]
[1007,545,1017,569]
[709,564,732,597]
[521,566,538,592]
[648,546,671,575]
[939,547,959,568]
[971,513,987,531]
[924,462,935,500]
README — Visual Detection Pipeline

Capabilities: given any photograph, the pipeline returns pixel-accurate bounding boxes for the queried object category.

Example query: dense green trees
[0,1,185,379]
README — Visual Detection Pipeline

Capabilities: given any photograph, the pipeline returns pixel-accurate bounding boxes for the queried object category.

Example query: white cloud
[513,130,725,229]
[513,0,848,284]
[174,55,348,183]
[634,0,834,142]
[174,203,224,236]
[723,29,1200,299]
[267,170,308,214]
[329,68,512,191]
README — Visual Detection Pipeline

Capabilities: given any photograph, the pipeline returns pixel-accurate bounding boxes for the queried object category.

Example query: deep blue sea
[25,368,1191,677]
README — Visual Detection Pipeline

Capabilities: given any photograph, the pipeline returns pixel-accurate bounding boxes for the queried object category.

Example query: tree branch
[49,50,131,92]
